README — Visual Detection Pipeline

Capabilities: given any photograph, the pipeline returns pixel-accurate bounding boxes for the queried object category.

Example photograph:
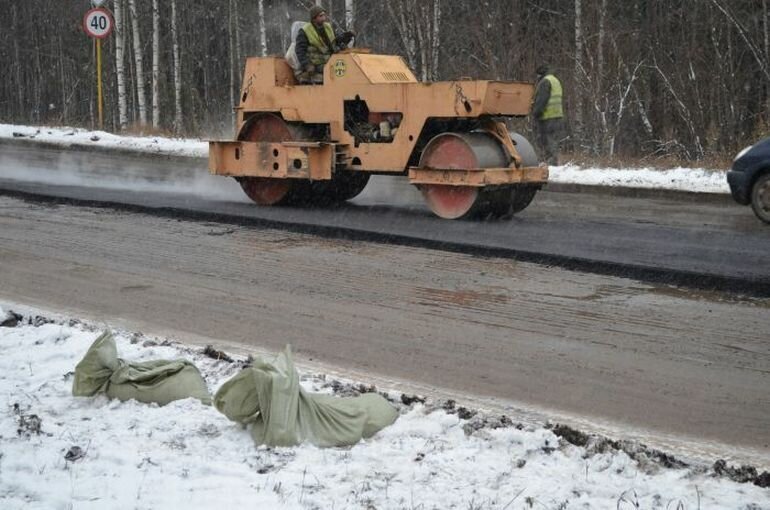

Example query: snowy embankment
[0,123,731,194]
[1,305,767,510]
[0,124,208,159]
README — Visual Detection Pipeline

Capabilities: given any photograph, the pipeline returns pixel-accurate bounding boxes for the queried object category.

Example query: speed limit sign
[83,8,114,39]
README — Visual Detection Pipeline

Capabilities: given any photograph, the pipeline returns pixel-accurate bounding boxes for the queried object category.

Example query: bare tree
[151,0,160,128]
[128,0,147,127]
[431,0,441,79]
[595,0,608,153]
[171,0,183,133]
[386,1,417,71]
[12,4,23,118]
[229,0,237,115]
[258,0,268,57]
[386,0,441,80]
[765,0,769,128]
[345,0,355,31]
[653,59,705,159]
[1,0,766,158]
[573,0,584,147]
[710,0,770,81]
[114,0,128,130]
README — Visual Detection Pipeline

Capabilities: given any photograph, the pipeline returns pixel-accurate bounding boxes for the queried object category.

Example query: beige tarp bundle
[72,331,211,406]
[214,346,398,447]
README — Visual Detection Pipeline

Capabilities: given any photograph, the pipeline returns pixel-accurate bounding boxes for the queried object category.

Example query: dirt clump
[551,423,590,447]
[713,459,770,487]
[13,403,43,438]
[202,345,234,363]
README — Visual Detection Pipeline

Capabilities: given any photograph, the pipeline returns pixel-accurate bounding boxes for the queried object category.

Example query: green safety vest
[302,22,336,67]
[540,74,564,120]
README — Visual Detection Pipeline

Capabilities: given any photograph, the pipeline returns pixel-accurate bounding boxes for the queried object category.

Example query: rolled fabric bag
[73,331,211,406]
[214,345,398,448]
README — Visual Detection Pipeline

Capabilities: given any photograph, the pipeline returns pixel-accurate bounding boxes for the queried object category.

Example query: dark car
[727,137,770,224]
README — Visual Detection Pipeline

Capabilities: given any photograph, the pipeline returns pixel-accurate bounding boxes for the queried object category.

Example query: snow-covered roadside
[1,304,767,510]
[0,123,208,159]
[550,164,730,194]
[1,123,731,194]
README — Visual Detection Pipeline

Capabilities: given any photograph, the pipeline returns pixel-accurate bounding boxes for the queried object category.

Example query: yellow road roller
[209,50,548,219]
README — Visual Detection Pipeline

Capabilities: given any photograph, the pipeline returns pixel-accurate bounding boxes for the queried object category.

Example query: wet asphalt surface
[0,140,768,296]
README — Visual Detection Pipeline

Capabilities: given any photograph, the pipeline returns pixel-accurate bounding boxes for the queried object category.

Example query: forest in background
[1,0,768,161]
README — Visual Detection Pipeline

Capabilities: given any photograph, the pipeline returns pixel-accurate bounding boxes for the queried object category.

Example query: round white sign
[83,8,114,39]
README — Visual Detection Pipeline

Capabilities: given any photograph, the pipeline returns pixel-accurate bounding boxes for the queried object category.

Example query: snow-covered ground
[0,123,731,194]
[1,304,767,510]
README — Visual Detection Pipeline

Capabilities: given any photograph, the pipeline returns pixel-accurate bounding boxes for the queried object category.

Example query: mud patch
[412,286,509,308]
[645,284,768,307]
[120,284,153,293]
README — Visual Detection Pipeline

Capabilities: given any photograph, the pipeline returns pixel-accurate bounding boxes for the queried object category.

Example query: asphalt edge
[2,186,768,298]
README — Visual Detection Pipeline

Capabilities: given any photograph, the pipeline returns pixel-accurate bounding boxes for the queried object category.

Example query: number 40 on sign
[83,7,114,39]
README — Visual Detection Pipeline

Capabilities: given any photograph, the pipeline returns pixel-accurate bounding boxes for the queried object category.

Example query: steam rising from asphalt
[0,143,425,207]
[0,144,248,202]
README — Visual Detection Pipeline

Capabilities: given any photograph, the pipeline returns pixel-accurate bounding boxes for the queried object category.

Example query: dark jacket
[532,77,551,120]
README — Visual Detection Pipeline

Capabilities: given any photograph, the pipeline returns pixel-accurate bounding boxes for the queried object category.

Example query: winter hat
[309,5,326,21]
[536,64,550,76]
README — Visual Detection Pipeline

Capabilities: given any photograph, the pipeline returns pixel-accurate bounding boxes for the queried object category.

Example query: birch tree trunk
[431,0,441,81]
[596,0,608,153]
[573,0,583,148]
[345,0,355,31]
[765,0,769,127]
[59,35,67,124]
[234,0,241,76]
[114,0,129,130]
[229,0,236,114]
[415,5,429,81]
[171,0,183,133]
[33,30,42,123]
[128,0,147,127]
[151,0,160,129]
[258,0,268,57]
[12,4,24,118]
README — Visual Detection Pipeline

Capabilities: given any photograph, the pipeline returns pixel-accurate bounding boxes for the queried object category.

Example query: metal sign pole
[96,38,104,129]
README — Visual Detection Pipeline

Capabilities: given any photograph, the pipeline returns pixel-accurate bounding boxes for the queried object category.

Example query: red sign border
[83,7,114,39]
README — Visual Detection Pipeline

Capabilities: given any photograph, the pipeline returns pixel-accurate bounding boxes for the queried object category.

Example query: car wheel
[750,172,770,224]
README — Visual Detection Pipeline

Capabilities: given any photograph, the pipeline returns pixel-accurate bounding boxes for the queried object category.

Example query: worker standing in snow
[532,65,564,166]
[295,6,355,84]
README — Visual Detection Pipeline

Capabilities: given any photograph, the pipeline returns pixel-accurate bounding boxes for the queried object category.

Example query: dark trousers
[536,118,563,166]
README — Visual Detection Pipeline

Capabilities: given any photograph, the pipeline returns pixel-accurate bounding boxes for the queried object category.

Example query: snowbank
[551,164,730,194]
[1,307,766,509]
[0,123,731,194]
[0,123,207,158]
